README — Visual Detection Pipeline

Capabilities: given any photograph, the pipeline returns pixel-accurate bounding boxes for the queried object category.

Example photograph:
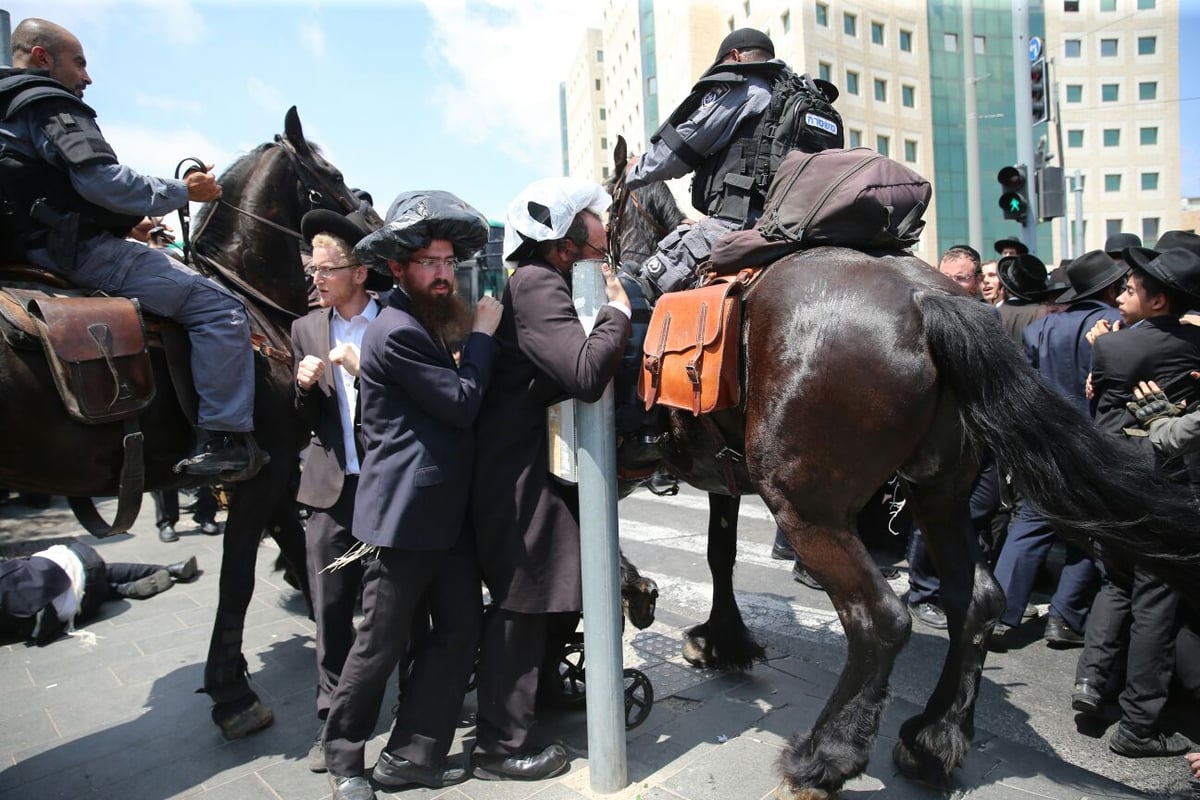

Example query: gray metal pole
[0,11,11,68]
[1050,57,1070,261]
[571,259,628,794]
[964,0,982,250]
[1011,1,1038,250]
[1072,169,1085,257]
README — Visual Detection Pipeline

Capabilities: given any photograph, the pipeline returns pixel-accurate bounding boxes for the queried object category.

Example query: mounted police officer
[0,18,258,476]
[625,28,842,296]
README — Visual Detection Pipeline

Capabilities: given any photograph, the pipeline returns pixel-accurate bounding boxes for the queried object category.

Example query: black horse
[607,140,1200,798]
[0,107,379,738]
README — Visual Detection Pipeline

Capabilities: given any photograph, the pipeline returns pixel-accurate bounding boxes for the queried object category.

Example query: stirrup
[643,470,679,497]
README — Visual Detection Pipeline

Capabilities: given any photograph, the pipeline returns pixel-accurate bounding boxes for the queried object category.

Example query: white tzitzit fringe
[321,541,377,573]
[884,477,907,536]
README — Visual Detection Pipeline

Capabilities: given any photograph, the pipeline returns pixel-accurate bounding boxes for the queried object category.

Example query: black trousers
[474,607,581,755]
[323,536,481,776]
[1076,562,1180,736]
[151,488,218,528]
[304,475,364,721]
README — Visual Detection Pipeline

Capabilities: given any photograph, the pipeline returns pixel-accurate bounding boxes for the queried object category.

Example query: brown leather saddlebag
[639,274,750,415]
[27,295,154,423]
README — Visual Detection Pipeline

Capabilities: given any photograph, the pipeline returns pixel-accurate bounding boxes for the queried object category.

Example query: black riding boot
[177,428,253,476]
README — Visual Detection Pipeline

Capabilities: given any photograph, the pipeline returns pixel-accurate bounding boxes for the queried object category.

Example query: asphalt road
[616,483,1199,798]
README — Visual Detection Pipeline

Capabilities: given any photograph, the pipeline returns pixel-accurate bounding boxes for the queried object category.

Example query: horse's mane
[191,143,274,247]
[634,180,687,231]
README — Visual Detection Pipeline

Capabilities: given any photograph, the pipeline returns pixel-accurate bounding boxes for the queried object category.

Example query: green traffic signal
[997,166,1030,223]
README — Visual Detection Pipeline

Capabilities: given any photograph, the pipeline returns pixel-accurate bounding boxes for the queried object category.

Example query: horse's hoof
[682,635,711,669]
[892,739,950,788]
[773,782,834,800]
[213,698,274,740]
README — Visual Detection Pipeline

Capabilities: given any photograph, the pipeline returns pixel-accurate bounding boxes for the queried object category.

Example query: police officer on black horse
[0,17,259,476]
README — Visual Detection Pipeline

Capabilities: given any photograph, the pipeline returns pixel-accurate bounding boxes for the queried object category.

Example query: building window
[1140,126,1158,145]
[974,35,986,54]
[818,61,831,81]
[904,139,918,162]
[902,84,915,108]
[944,32,959,52]
[1068,129,1084,148]
[602,167,610,180]
[846,70,860,95]
[848,129,862,148]
[744,0,751,15]
[782,10,791,33]
[1143,217,1160,243]
[1141,172,1159,190]
[596,49,604,62]
[1064,39,1081,57]
[1100,38,1118,57]
[1064,0,1079,10]
[1100,0,1116,9]
[876,135,890,156]
[1138,36,1157,54]
[601,136,608,150]
[900,29,913,52]
[1103,128,1121,146]
[815,2,828,27]
[871,21,884,45]
[594,78,601,91]
[1104,174,1122,192]
[874,78,887,102]
[599,108,606,120]
[1138,0,1156,7]
[1102,84,1119,102]
[1066,84,1083,103]
[1106,219,1124,239]
[1139,81,1158,100]
[844,12,857,36]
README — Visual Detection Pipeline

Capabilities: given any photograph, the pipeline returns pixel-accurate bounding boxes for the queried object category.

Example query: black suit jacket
[1090,315,1200,436]
[352,290,498,550]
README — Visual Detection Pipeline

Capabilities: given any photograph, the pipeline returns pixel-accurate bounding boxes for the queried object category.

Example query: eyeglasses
[412,257,460,270]
[308,264,358,279]
[580,241,609,260]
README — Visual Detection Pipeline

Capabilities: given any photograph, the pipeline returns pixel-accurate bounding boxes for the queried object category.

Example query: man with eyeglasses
[291,208,392,775]
[320,191,502,800]
[467,178,631,782]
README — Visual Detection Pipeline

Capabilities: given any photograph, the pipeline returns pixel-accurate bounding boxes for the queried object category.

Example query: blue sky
[8,1,602,222]
[10,1,1196,218]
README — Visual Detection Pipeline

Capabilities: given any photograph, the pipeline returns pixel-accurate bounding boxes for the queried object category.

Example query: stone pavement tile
[0,666,120,725]
[192,771,280,800]
[0,707,57,763]
[0,657,34,694]
[255,759,332,800]
[18,638,145,683]
[99,589,205,628]
[658,733,783,800]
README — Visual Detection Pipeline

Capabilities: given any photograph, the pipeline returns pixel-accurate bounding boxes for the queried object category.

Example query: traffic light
[1030,57,1048,125]
[997,165,1030,223]
[1037,165,1065,221]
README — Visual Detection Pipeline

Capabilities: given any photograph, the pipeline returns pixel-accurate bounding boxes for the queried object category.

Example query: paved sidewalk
[0,498,1154,799]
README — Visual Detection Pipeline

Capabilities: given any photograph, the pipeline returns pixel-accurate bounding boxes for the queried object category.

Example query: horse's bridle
[608,169,671,268]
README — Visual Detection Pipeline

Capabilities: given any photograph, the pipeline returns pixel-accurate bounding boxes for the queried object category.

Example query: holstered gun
[29,198,79,272]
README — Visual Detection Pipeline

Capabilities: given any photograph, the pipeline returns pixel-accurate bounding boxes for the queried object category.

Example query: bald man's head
[12,18,92,98]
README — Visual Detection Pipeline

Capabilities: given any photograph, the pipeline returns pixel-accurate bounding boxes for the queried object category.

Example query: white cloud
[132,91,202,116]
[102,123,236,186]
[298,18,326,59]
[246,77,287,115]
[417,0,602,174]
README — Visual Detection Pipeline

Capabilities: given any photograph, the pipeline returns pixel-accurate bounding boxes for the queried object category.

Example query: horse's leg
[773,514,910,800]
[891,474,1005,786]
[203,458,292,738]
[263,460,312,617]
[683,492,766,670]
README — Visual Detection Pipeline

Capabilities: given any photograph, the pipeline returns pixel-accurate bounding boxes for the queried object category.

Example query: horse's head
[193,107,382,317]
[604,135,685,270]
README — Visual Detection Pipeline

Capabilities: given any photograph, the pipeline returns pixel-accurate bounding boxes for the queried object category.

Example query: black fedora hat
[1140,230,1200,259]
[993,237,1029,256]
[1104,232,1141,259]
[998,253,1057,301]
[301,209,392,292]
[1124,246,1200,300]
[1056,250,1125,303]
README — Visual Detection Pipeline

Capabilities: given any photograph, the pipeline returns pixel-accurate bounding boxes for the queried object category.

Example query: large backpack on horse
[709,147,932,271]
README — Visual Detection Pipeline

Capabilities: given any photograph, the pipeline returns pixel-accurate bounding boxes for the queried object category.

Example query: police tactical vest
[0,69,141,263]
[651,61,844,227]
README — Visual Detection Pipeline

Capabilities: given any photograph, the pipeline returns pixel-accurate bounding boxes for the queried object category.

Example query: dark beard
[406,283,472,346]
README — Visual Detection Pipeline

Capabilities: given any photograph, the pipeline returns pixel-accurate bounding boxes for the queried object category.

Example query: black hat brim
[301,209,374,249]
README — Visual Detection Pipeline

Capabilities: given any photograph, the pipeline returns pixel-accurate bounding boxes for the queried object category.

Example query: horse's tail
[917,292,1200,595]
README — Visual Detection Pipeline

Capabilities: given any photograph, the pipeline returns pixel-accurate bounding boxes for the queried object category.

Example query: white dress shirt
[330,298,379,475]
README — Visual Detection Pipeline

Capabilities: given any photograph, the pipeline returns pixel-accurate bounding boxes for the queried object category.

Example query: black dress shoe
[770,542,794,560]
[1045,615,1084,649]
[329,775,375,800]
[909,602,948,630]
[167,555,199,582]
[157,524,178,543]
[1071,679,1103,715]
[114,570,172,599]
[473,743,569,781]
[792,561,823,590]
[1108,724,1193,758]
[372,750,466,788]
